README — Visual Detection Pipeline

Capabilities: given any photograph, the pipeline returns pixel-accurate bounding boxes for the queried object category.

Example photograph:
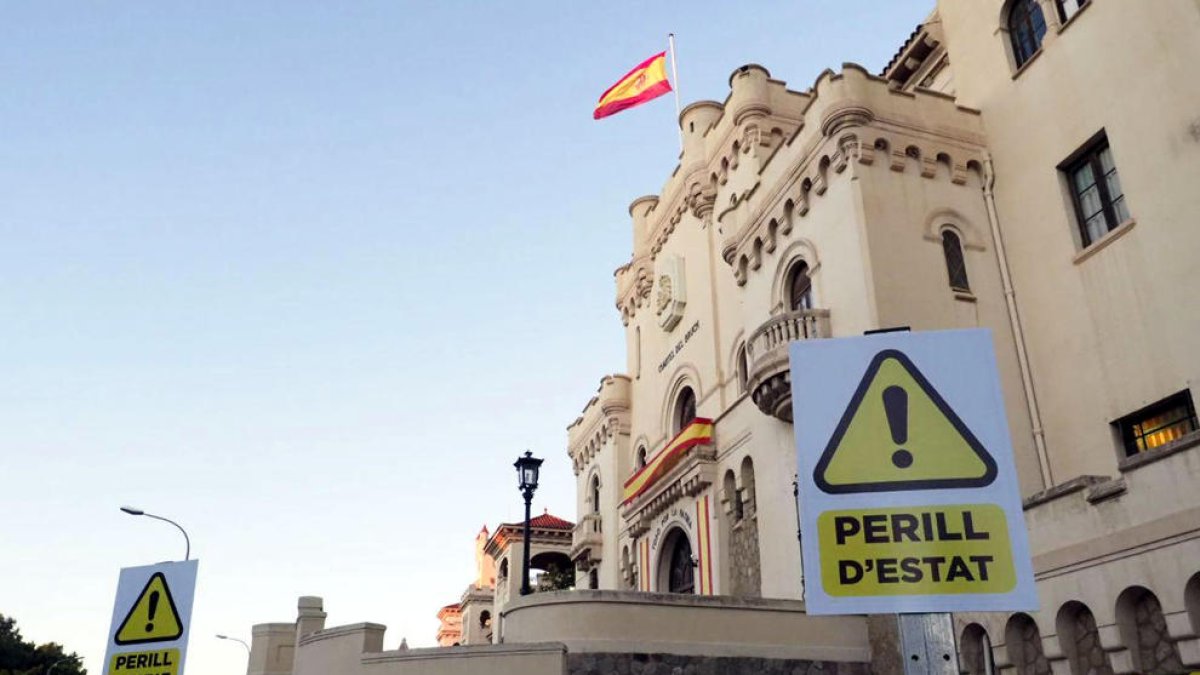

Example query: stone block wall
[566,652,869,675]
[729,517,761,598]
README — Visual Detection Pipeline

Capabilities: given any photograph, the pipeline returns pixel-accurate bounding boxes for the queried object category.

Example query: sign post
[102,560,198,675]
[789,329,1036,672]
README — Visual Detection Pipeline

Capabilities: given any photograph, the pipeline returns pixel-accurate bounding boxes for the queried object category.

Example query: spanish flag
[593,52,673,120]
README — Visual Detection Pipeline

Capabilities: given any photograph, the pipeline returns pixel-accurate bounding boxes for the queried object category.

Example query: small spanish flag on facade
[593,51,673,120]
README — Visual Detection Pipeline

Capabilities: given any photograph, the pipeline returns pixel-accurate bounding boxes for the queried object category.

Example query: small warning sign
[115,573,184,645]
[817,504,1016,597]
[108,649,180,675]
[814,349,997,494]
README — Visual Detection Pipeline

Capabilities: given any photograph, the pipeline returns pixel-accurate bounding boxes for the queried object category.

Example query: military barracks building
[247,2,1200,674]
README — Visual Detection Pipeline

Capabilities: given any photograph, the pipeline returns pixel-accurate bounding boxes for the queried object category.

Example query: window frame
[1115,390,1199,457]
[1008,0,1048,68]
[788,261,813,311]
[674,387,697,434]
[1061,132,1129,248]
[1055,0,1089,25]
[940,229,971,293]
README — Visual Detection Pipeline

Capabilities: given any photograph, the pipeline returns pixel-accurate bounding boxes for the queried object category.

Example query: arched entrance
[657,527,695,594]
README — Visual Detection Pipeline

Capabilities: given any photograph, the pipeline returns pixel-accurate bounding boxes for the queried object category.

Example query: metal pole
[668,33,683,153]
[143,513,191,561]
[520,491,533,595]
[792,474,804,599]
[898,613,959,675]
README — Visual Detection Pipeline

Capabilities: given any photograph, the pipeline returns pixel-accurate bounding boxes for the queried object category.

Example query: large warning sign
[103,561,197,675]
[790,329,1036,615]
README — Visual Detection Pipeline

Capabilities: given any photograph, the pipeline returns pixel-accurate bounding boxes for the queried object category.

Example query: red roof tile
[527,512,573,530]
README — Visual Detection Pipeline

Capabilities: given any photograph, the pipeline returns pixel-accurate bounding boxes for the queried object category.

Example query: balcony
[745,309,831,422]
[569,513,603,567]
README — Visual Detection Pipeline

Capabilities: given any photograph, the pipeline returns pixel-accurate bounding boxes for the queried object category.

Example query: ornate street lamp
[513,451,543,596]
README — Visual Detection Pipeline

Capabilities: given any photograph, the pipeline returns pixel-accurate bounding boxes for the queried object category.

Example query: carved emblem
[656,256,686,332]
[656,275,673,313]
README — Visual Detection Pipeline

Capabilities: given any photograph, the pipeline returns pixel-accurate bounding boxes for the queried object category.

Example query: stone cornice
[717,64,988,286]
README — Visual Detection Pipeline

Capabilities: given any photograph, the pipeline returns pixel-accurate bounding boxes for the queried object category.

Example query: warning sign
[115,573,184,645]
[103,561,197,675]
[814,349,997,493]
[790,329,1036,615]
[109,649,180,675]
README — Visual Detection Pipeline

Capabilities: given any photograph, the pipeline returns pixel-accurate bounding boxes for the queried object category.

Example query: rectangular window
[1056,0,1089,24]
[1062,133,1130,247]
[1115,391,1199,457]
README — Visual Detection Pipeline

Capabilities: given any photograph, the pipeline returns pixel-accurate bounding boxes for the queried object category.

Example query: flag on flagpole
[593,51,673,120]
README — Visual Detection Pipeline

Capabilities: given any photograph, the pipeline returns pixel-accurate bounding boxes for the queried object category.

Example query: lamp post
[217,634,251,674]
[46,655,78,675]
[120,506,190,561]
[513,451,543,596]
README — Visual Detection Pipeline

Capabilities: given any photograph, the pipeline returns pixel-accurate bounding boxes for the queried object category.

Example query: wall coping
[362,642,567,664]
[299,622,386,647]
[502,589,808,615]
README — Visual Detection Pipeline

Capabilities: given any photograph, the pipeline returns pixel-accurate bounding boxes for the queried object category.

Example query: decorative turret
[678,100,723,165]
[727,64,772,125]
[628,195,659,258]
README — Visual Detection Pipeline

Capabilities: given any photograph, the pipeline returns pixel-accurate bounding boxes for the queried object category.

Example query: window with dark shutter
[942,230,970,292]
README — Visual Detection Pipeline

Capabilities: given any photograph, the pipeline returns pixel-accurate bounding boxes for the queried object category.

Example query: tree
[0,615,86,675]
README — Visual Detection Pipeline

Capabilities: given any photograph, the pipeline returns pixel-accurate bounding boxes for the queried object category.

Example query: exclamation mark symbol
[145,591,160,634]
[883,385,912,469]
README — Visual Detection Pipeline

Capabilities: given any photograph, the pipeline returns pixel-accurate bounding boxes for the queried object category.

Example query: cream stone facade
[247,3,1200,674]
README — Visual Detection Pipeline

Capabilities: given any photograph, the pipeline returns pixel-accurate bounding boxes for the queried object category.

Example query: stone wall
[566,652,869,675]
[729,517,761,598]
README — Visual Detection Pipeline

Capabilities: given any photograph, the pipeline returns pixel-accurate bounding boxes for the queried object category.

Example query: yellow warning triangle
[814,349,997,494]
[115,572,184,645]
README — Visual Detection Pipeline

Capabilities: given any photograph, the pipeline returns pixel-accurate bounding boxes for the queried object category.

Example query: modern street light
[120,506,191,561]
[217,634,251,673]
[46,655,78,675]
[513,450,543,596]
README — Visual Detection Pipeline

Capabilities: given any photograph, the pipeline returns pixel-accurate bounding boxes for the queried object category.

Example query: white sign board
[790,329,1036,614]
[102,560,198,675]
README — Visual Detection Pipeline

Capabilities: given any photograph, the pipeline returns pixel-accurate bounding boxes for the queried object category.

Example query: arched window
[1005,613,1050,675]
[498,558,508,580]
[788,261,813,311]
[479,610,491,629]
[723,470,743,521]
[636,446,647,470]
[674,387,697,434]
[1056,601,1112,675]
[1009,0,1047,68]
[960,623,997,675]
[942,230,970,292]
[736,344,748,394]
[739,456,757,518]
[590,475,601,514]
[1116,586,1185,673]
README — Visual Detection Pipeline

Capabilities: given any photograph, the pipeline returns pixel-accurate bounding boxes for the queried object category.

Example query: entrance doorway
[664,528,694,594]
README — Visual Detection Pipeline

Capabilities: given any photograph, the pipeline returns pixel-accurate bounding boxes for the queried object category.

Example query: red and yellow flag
[593,52,673,120]
[622,418,714,503]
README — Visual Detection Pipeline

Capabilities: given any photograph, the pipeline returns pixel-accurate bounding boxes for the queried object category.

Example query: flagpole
[668,33,683,152]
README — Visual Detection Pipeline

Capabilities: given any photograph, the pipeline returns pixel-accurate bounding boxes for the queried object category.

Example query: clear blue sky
[0,2,930,673]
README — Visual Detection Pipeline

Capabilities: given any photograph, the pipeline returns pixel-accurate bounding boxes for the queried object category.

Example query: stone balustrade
[745,309,831,421]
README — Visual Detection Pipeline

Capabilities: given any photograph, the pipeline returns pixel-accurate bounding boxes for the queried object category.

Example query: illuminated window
[1116,391,1198,456]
